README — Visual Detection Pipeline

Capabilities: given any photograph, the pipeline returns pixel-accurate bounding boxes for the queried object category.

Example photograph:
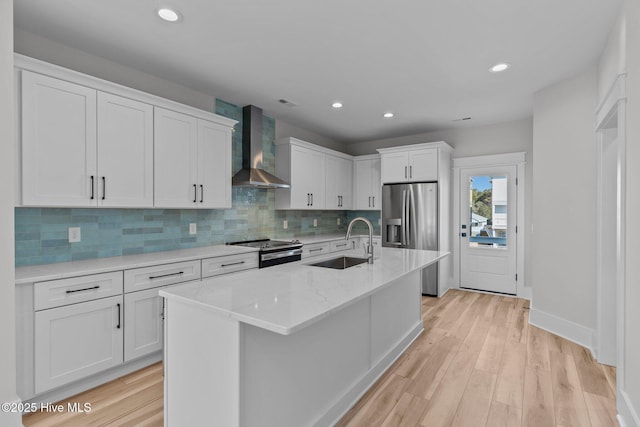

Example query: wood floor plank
[549,351,592,427]
[380,392,430,427]
[475,324,508,374]
[339,374,408,427]
[450,369,496,427]
[570,342,615,399]
[419,349,477,427]
[486,401,522,427]
[583,392,618,427]
[526,325,551,371]
[493,340,527,408]
[522,367,556,427]
[508,306,530,344]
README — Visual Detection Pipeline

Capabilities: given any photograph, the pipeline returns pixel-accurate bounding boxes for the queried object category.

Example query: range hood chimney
[231,105,290,189]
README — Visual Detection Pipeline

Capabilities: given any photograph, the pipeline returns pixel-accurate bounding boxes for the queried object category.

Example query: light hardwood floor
[23,289,617,427]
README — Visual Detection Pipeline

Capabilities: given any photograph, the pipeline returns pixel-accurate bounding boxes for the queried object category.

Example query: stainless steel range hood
[232,105,290,189]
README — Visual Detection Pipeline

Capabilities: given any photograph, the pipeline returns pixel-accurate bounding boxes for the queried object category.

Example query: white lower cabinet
[34,295,124,394]
[124,288,164,362]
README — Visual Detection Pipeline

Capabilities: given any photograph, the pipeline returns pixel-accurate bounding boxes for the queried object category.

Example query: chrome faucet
[346,217,374,264]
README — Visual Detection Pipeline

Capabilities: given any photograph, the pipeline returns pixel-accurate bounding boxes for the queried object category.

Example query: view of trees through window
[469,175,507,248]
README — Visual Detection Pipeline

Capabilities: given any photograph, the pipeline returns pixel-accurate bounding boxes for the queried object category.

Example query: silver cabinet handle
[221,261,245,267]
[309,248,324,252]
[90,176,95,200]
[307,193,310,206]
[405,166,407,178]
[372,196,375,207]
[410,165,412,178]
[335,243,348,248]
[102,177,106,200]
[311,193,313,206]
[194,184,198,203]
[200,185,204,203]
[368,196,371,207]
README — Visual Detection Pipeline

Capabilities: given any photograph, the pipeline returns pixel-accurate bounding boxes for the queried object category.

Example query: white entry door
[460,166,517,294]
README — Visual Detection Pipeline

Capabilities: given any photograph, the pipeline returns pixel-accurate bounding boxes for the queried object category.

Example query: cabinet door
[290,145,325,209]
[408,149,438,181]
[197,119,232,208]
[338,157,353,209]
[371,157,381,209]
[34,295,123,393]
[380,152,408,184]
[97,93,154,207]
[324,155,340,210]
[354,159,372,210]
[124,288,164,362]
[21,71,97,206]
[154,107,198,208]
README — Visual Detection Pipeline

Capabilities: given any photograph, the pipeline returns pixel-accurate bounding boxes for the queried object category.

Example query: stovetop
[226,239,302,251]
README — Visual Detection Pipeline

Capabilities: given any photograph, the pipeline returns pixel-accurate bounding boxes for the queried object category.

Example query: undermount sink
[309,256,369,270]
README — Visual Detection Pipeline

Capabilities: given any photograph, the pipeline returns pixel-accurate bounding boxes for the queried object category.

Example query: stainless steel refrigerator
[382,182,438,295]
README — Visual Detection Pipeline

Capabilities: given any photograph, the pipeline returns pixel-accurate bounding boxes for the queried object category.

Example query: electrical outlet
[189,223,197,235]
[337,218,341,225]
[68,227,81,243]
[313,219,318,227]
[283,220,288,229]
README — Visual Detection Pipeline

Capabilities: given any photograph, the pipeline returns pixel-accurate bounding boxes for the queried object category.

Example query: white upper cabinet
[275,138,329,210]
[154,108,199,208]
[154,108,232,209]
[21,71,98,207]
[197,119,232,208]
[353,155,381,210]
[325,154,353,210]
[16,55,237,209]
[97,92,154,207]
[379,145,440,183]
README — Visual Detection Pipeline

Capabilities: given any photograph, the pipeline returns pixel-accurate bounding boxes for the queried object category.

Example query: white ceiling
[14,0,620,143]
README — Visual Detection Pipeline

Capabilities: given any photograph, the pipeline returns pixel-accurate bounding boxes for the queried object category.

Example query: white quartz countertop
[15,245,258,285]
[160,247,448,335]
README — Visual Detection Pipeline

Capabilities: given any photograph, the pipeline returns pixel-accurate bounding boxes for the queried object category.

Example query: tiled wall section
[14,99,380,267]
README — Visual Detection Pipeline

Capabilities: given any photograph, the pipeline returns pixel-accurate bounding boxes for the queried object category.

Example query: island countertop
[160,247,448,335]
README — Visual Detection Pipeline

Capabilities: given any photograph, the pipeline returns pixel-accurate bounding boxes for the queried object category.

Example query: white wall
[531,68,598,339]
[345,118,534,289]
[1,1,19,426]
[276,120,345,152]
[598,11,626,103]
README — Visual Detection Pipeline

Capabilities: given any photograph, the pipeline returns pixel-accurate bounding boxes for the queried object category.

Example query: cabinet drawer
[302,242,332,259]
[330,239,355,252]
[124,260,201,293]
[202,252,259,278]
[34,271,123,311]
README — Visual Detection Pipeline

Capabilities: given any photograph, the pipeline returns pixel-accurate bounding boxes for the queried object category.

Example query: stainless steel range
[227,239,303,268]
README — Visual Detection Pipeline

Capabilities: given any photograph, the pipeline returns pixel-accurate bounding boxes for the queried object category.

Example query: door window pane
[468,175,507,248]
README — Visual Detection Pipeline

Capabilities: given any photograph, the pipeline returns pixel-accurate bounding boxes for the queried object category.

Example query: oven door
[260,248,303,268]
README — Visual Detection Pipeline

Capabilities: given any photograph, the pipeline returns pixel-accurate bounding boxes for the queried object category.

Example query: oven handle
[261,248,303,261]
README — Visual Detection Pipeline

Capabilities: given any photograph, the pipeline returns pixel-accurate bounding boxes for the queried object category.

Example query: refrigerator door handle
[401,189,407,246]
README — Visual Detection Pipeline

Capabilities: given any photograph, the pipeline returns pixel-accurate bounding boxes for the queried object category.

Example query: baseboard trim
[320,321,424,427]
[529,307,595,352]
[0,397,25,427]
[618,389,640,427]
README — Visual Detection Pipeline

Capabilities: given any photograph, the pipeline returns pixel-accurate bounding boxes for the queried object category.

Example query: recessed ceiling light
[489,62,511,73]
[158,8,180,22]
[383,112,395,118]
[332,102,343,109]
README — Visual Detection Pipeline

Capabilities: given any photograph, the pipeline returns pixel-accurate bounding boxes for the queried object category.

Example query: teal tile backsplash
[15,99,381,267]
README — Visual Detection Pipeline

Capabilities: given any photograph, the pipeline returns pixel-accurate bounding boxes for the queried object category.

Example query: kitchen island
[160,247,448,427]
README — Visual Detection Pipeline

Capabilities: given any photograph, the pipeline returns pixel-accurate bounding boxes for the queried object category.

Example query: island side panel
[164,299,240,427]
[370,270,422,364]
[240,298,371,427]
